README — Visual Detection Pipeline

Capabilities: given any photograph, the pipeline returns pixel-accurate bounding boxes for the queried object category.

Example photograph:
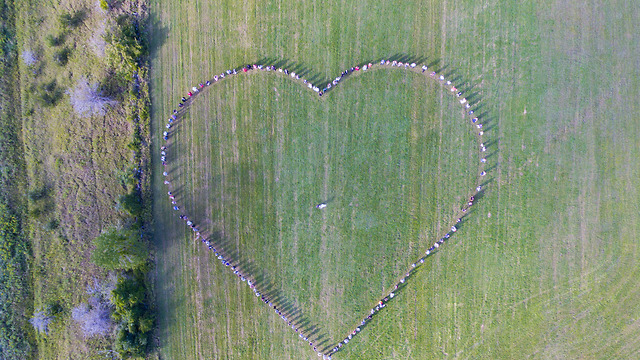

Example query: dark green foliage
[118,191,143,217]
[127,126,143,152]
[106,14,147,71]
[45,218,59,230]
[127,137,141,151]
[45,33,65,47]
[58,10,85,29]
[0,0,33,355]
[0,22,15,60]
[52,47,71,66]
[36,79,63,106]
[28,185,51,202]
[111,275,153,358]
[99,68,128,99]
[0,202,32,358]
[90,228,147,271]
[116,166,138,188]
[27,183,55,221]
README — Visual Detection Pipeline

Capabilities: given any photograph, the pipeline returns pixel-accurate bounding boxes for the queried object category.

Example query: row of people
[160,59,490,358]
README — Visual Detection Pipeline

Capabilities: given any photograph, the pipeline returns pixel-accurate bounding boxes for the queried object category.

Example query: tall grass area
[150,0,640,359]
[15,0,156,358]
[0,0,33,357]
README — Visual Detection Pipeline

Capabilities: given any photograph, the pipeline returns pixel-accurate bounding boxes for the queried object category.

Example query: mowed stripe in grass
[150,0,640,358]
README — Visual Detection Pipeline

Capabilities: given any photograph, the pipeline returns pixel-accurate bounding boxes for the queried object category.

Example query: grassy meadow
[150,0,640,359]
[14,0,153,358]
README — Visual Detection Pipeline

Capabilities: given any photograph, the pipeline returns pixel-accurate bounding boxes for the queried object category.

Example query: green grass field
[150,0,640,359]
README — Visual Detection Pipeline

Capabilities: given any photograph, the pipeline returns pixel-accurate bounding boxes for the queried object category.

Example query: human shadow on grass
[255,57,329,87]
[241,260,330,344]
[480,118,496,133]
[464,91,482,104]
[484,138,499,150]
[479,177,495,193]
[472,109,490,124]
[319,54,434,96]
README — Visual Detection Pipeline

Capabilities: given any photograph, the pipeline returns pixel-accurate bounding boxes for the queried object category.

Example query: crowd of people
[160,59,489,359]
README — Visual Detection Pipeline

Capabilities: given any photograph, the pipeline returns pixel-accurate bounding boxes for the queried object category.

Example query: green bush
[139,106,149,122]
[52,47,71,66]
[58,10,85,29]
[28,207,42,219]
[111,275,153,358]
[28,185,51,202]
[118,191,143,217]
[106,15,147,71]
[45,33,65,47]
[99,0,109,11]
[90,228,147,271]
[0,202,31,358]
[0,25,16,60]
[45,219,59,231]
[99,68,128,98]
[35,80,63,106]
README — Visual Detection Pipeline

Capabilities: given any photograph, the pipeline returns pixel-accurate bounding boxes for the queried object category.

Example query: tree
[90,228,147,271]
[111,276,153,358]
[67,77,117,117]
[106,14,147,72]
[118,191,143,217]
[86,274,118,300]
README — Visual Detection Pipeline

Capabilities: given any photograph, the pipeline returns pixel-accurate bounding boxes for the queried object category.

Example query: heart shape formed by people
[160,59,489,359]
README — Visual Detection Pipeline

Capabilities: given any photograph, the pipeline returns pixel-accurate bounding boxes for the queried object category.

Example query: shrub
[67,77,117,117]
[45,218,59,230]
[86,274,118,300]
[28,185,51,202]
[59,10,86,29]
[71,299,112,337]
[99,68,128,98]
[99,0,109,11]
[35,80,63,107]
[90,228,147,271]
[45,33,65,47]
[106,14,147,71]
[119,191,143,217]
[0,24,15,60]
[52,47,71,66]
[111,275,153,358]
[29,308,54,335]
[28,207,43,219]
[0,203,32,357]
[21,49,37,66]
